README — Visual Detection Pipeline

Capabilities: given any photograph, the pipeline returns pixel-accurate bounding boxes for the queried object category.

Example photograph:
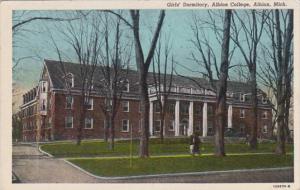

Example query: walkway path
[12,144,293,183]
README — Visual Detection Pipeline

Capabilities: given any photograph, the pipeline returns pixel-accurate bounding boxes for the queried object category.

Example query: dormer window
[65,73,74,88]
[85,97,93,110]
[262,96,267,104]
[122,79,129,92]
[240,94,245,102]
[41,81,47,93]
[85,78,94,90]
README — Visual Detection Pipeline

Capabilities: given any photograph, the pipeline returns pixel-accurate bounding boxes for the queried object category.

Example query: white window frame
[240,109,245,118]
[65,96,73,109]
[262,96,267,104]
[85,97,93,110]
[169,120,175,131]
[65,116,73,128]
[240,94,245,102]
[122,79,130,92]
[154,120,161,132]
[41,81,47,93]
[122,101,129,112]
[121,119,129,132]
[41,99,46,111]
[65,73,74,88]
[85,117,94,129]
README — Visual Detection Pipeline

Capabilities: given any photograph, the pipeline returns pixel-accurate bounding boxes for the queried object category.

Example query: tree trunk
[284,72,292,143]
[284,97,291,142]
[139,70,150,158]
[104,113,109,142]
[275,9,293,155]
[160,111,165,143]
[214,10,232,157]
[109,113,115,150]
[77,95,85,146]
[249,67,258,149]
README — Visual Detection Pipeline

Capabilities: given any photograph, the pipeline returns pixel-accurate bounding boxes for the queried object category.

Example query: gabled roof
[44,59,253,94]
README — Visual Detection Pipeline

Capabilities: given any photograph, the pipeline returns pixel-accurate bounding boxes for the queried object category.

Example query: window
[262,125,268,133]
[122,80,129,92]
[262,111,268,119]
[122,120,129,132]
[240,94,245,102]
[208,121,213,134]
[122,101,129,112]
[48,117,52,128]
[41,81,47,92]
[195,121,201,131]
[194,105,201,115]
[66,96,73,109]
[262,96,267,104]
[154,101,160,113]
[41,99,46,111]
[169,120,175,131]
[154,120,161,132]
[240,123,245,133]
[139,102,142,113]
[85,97,93,110]
[180,102,189,114]
[65,116,73,128]
[85,79,94,90]
[65,73,74,88]
[139,119,142,132]
[240,109,245,118]
[208,105,214,115]
[168,103,175,114]
[105,99,112,111]
[85,117,93,129]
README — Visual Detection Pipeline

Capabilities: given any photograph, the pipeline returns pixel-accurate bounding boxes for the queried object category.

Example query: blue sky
[12,10,271,89]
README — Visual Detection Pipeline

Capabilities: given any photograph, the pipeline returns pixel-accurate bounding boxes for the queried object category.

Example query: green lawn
[68,154,293,177]
[40,138,294,157]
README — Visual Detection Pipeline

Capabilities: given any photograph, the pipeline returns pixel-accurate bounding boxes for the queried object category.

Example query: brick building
[20,60,273,142]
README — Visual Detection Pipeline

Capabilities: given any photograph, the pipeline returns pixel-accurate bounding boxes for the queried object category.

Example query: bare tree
[151,35,174,142]
[96,12,132,150]
[48,11,103,145]
[188,10,233,156]
[259,10,293,154]
[12,11,86,71]
[106,10,165,158]
[230,10,268,149]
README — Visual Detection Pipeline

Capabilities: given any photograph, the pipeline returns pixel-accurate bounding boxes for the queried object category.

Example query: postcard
[0,0,299,190]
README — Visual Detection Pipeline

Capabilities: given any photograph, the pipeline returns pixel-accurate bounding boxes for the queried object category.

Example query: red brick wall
[22,91,273,141]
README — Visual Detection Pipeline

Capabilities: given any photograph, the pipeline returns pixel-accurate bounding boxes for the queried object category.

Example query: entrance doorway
[180,119,188,136]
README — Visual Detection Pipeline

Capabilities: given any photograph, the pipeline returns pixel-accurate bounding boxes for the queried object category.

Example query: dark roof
[44,59,252,94]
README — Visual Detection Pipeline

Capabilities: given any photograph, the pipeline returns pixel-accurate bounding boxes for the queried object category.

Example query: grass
[68,154,293,177]
[40,138,294,157]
